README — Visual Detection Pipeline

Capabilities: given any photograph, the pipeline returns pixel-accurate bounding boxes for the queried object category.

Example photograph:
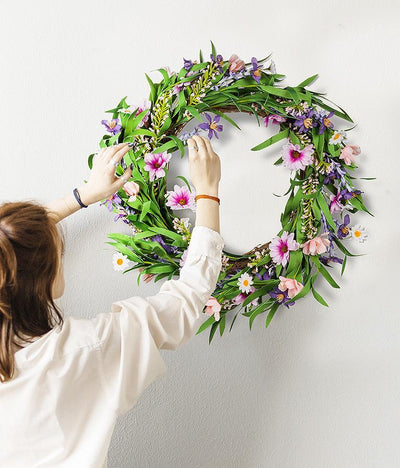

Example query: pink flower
[264,114,286,127]
[270,231,300,267]
[131,97,151,127]
[204,296,222,321]
[339,145,361,165]
[232,286,259,307]
[165,184,196,211]
[122,181,140,203]
[281,141,314,171]
[329,192,344,214]
[278,276,304,299]
[228,54,245,73]
[143,151,171,182]
[301,232,330,255]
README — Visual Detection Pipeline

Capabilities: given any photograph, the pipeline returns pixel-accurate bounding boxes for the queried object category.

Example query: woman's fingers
[103,142,130,162]
[191,135,206,154]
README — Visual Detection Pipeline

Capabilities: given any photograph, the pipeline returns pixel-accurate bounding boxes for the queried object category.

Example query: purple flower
[293,109,318,134]
[198,112,223,139]
[255,271,272,281]
[100,193,122,211]
[183,57,193,70]
[101,118,122,135]
[250,57,263,84]
[151,234,176,255]
[316,110,335,135]
[320,255,343,266]
[337,214,351,239]
[269,287,295,308]
[340,188,363,200]
[210,53,224,73]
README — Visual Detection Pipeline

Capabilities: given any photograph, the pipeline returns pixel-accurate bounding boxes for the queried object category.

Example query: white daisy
[350,224,368,243]
[238,272,254,294]
[113,252,131,271]
[329,130,346,146]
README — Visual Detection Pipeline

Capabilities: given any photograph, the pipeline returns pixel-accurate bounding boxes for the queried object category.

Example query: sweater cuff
[186,225,224,259]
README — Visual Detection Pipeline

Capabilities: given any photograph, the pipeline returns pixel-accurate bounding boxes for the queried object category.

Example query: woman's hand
[79,143,134,205]
[188,135,221,194]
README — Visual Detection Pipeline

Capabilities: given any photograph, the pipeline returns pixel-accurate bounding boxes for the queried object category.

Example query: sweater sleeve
[91,225,224,416]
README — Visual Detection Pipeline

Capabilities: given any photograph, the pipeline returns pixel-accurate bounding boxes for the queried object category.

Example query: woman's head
[0,200,65,382]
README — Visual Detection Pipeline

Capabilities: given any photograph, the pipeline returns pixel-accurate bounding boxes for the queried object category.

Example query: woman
[0,135,223,467]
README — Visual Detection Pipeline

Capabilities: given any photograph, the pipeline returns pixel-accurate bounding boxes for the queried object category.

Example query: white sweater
[0,225,224,468]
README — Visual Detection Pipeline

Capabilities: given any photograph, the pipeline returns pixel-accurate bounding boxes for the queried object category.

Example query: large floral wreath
[87,41,374,343]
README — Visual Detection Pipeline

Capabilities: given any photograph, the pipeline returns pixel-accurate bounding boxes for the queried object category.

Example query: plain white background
[1,1,399,467]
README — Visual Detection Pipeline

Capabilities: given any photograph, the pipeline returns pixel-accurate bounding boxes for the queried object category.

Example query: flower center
[292,150,301,159]
[323,118,331,127]
[334,133,340,140]
[304,118,313,128]
[179,198,186,205]
[254,69,261,76]
[154,162,161,168]
[281,245,288,253]
[210,121,218,130]
[117,258,123,265]
[109,121,116,128]
[354,230,361,237]
[277,293,285,302]
[341,226,349,234]
[243,280,249,286]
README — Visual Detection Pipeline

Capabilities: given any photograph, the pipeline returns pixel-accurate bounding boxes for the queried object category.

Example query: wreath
[87,41,374,343]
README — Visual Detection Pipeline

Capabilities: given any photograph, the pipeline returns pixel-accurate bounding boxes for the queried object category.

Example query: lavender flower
[210,53,224,73]
[198,112,223,139]
[316,110,335,135]
[293,109,318,133]
[269,287,295,308]
[336,214,351,239]
[183,57,193,70]
[101,118,122,135]
[250,57,263,84]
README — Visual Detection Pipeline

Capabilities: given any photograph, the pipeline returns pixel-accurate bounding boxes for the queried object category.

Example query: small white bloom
[329,130,346,146]
[350,224,368,243]
[113,252,131,271]
[237,272,254,294]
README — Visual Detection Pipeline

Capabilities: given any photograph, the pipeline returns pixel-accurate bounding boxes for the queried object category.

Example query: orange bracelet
[195,194,220,205]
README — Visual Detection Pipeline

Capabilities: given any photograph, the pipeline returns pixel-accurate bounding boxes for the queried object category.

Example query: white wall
[1,1,399,466]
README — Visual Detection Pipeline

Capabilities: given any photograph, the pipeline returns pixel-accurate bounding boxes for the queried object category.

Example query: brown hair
[0,200,65,383]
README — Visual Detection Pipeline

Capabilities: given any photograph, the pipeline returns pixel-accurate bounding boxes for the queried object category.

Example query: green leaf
[316,192,337,231]
[156,67,170,86]
[146,226,186,244]
[139,200,152,222]
[125,109,150,135]
[297,74,319,88]
[285,250,303,278]
[340,255,347,276]
[199,49,204,62]
[219,314,226,336]
[332,236,365,257]
[175,175,193,193]
[310,256,340,289]
[88,153,95,170]
[145,73,157,102]
[265,302,280,328]
[251,128,289,151]
[210,40,217,59]
[242,283,278,308]
[211,108,241,130]
[286,86,301,104]
[209,321,219,344]
[249,301,271,330]
[152,139,176,154]
[311,286,329,307]
[196,314,215,334]
[185,105,203,121]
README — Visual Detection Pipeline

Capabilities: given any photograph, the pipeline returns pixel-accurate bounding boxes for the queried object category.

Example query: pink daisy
[270,231,300,267]
[281,141,314,171]
[143,151,171,182]
[165,184,196,211]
